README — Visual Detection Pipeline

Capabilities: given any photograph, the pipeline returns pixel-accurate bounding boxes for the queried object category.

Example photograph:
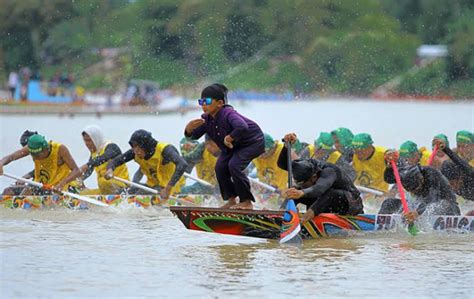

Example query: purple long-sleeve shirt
[186,105,264,153]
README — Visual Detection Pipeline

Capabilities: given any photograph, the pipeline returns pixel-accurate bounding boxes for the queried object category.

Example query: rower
[430,134,450,170]
[331,127,354,163]
[0,134,81,195]
[2,130,38,195]
[380,150,460,223]
[180,135,220,194]
[398,140,431,166]
[279,133,364,224]
[454,130,474,167]
[184,83,265,209]
[251,133,291,192]
[301,132,356,181]
[351,133,389,193]
[438,139,474,202]
[105,129,187,200]
[68,125,130,195]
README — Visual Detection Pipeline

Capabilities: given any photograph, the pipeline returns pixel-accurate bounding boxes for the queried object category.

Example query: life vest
[195,148,218,186]
[93,142,129,194]
[134,142,185,194]
[253,142,288,190]
[307,144,342,164]
[418,147,431,166]
[352,146,389,192]
[34,141,71,189]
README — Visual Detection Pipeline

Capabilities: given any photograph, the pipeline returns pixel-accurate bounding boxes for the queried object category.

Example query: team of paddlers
[1,83,473,225]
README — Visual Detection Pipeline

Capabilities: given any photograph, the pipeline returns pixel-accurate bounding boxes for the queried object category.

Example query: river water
[0,99,473,298]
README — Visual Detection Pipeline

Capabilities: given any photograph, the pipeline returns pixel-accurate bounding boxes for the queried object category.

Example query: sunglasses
[198,98,213,106]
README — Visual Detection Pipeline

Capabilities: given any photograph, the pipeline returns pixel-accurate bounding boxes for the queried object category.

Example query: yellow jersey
[307,144,342,164]
[93,142,129,194]
[419,148,431,166]
[34,141,71,189]
[195,148,218,186]
[352,146,389,192]
[253,142,288,190]
[134,142,185,194]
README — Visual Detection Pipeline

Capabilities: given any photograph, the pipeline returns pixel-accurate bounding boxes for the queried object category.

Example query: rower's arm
[106,149,134,171]
[277,144,289,171]
[162,145,188,187]
[185,124,206,140]
[304,168,337,199]
[227,113,249,142]
[82,144,122,180]
[132,169,143,183]
[443,146,473,176]
[0,146,30,174]
[56,145,81,189]
[24,170,34,179]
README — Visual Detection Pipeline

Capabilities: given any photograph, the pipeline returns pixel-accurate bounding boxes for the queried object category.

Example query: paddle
[248,177,277,192]
[2,172,108,207]
[112,176,197,206]
[279,140,303,245]
[390,161,418,235]
[183,173,214,188]
[355,185,384,196]
[427,144,439,166]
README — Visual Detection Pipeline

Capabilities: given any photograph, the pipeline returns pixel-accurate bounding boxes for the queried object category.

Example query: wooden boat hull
[170,206,474,239]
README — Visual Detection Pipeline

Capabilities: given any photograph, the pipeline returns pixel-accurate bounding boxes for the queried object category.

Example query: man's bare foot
[230,200,253,210]
[220,197,237,209]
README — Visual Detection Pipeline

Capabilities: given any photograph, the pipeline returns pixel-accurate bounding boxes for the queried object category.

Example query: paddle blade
[280,199,303,245]
[63,191,109,207]
[408,223,419,236]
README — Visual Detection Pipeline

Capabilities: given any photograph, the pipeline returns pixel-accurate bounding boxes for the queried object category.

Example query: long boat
[0,194,208,209]
[170,206,474,239]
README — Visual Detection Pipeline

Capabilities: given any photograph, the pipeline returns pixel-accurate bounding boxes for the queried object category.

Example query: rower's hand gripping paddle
[279,140,303,245]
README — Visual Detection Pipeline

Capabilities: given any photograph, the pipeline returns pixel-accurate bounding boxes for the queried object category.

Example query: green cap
[433,134,449,148]
[399,140,418,158]
[264,133,275,150]
[315,132,334,150]
[456,130,473,144]
[292,138,303,153]
[331,127,354,149]
[351,133,373,149]
[27,134,49,154]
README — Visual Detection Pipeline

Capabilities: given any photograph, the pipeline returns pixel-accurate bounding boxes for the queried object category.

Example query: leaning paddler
[66,125,130,195]
[184,83,265,209]
[2,130,38,195]
[278,133,364,224]
[0,134,81,194]
[380,150,460,222]
[331,127,354,163]
[438,139,474,202]
[105,130,187,200]
[301,132,356,181]
[351,133,389,192]
[251,133,291,191]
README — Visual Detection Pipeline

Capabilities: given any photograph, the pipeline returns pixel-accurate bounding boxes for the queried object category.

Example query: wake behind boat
[170,206,474,239]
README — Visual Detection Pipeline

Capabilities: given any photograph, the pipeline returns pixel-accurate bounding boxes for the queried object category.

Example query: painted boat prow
[170,206,474,240]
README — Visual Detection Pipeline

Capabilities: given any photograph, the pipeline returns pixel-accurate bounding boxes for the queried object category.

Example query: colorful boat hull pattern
[0,194,207,209]
[170,206,474,239]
